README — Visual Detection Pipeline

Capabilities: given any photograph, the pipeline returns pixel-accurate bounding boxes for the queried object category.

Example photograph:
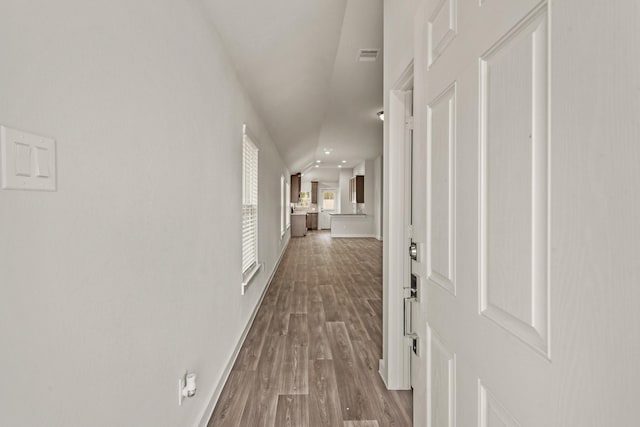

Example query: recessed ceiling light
[315,165,319,168]
[324,151,331,155]
[338,165,342,168]
[341,160,347,164]
[316,160,321,163]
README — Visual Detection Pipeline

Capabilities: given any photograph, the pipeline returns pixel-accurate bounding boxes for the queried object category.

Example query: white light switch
[15,143,31,176]
[1,125,56,191]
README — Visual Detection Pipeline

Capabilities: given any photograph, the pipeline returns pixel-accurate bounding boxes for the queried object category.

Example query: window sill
[241,262,262,295]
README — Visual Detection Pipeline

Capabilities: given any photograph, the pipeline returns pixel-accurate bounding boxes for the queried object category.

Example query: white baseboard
[379,358,388,388]
[197,235,289,427]
[330,233,377,239]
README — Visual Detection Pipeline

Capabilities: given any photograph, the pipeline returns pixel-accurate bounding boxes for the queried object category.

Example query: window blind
[280,175,285,236]
[242,132,259,275]
[285,182,290,227]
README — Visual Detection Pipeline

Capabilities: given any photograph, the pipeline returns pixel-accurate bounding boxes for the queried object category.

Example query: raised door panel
[427,325,456,427]
[479,382,521,427]
[479,7,549,356]
[427,84,456,295]
[428,0,457,67]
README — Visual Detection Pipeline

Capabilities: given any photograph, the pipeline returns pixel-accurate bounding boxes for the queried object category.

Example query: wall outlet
[178,371,197,406]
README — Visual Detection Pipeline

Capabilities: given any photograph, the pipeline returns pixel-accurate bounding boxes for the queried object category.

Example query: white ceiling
[203,0,383,177]
[301,167,343,184]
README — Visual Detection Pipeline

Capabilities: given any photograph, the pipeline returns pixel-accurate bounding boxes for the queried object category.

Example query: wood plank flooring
[208,232,412,427]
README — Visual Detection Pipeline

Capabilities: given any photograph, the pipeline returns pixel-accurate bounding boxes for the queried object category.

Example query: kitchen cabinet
[311,181,318,204]
[306,212,318,230]
[349,175,365,203]
[290,173,301,202]
[291,213,306,237]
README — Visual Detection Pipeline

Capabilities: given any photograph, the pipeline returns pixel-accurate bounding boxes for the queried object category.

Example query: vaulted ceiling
[203,0,383,179]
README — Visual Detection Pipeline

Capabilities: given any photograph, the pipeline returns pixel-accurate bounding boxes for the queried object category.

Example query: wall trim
[196,233,290,427]
[379,358,389,388]
[331,234,378,239]
[382,58,414,390]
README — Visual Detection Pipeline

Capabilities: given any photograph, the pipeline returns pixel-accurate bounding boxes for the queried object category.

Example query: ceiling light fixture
[341,160,347,164]
[377,111,384,121]
[316,160,321,163]
[315,165,319,168]
[338,165,342,168]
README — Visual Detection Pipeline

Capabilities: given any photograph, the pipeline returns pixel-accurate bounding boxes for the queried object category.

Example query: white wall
[340,160,379,237]
[339,168,354,213]
[353,160,366,176]
[0,1,289,426]
[301,179,312,194]
[374,155,383,239]
[364,159,376,216]
[383,0,420,93]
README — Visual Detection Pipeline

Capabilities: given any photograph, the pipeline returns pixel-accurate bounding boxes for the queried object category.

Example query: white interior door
[412,1,552,425]
[319,188,336,229]
[408,0,640,425]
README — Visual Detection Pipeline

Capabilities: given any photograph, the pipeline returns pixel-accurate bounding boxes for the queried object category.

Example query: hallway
[208,232,412,426]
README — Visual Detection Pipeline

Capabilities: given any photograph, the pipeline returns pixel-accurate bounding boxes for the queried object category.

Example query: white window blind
[285,182,291,228]
[280,175,285,236]
[242,130,259,275]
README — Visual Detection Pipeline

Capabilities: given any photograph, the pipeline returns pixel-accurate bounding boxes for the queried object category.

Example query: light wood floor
[208,231,412,427]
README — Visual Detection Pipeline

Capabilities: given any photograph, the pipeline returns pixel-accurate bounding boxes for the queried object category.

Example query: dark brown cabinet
[290,173,301,202]
[306,212,318,230]
[311,181,318,204]
[349,175,365,203]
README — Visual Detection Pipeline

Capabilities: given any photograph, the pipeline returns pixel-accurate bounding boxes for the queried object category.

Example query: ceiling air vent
[357,49,380,62]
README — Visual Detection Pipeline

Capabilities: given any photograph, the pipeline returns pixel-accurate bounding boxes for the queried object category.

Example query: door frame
[381,61,414,390]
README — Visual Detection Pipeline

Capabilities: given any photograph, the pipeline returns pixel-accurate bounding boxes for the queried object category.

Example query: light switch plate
[1,125,56,191]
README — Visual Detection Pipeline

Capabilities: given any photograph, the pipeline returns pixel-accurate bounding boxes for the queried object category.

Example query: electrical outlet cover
[1,125,56,191]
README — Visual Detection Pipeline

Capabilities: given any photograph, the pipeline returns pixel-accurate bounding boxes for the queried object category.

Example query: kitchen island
[329,213,374,238]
